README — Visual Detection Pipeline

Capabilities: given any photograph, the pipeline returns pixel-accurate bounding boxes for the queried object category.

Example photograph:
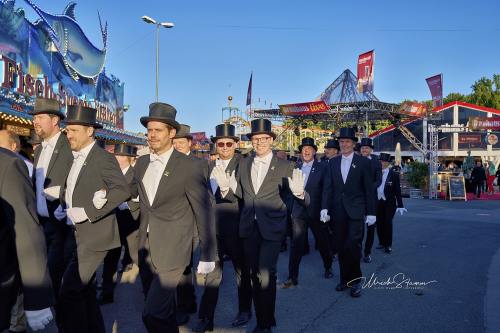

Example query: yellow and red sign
[279,101,329,116]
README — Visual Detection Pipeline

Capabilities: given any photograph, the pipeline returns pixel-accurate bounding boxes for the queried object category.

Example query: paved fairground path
[39,199,500,333]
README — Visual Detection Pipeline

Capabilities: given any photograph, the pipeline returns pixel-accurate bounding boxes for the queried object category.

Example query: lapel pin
[271,166,275,171]
[352,163,356,168]
[164,171,170,177]
[54,149,59,154]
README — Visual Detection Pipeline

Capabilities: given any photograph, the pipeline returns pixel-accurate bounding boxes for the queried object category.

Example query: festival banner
[246,73,252,106]
[458,134,481,144]
[399,101,427,117]
[426,74,443,107]
[279,101,329,116]
[468,117,500,131]
[356,50,374,93]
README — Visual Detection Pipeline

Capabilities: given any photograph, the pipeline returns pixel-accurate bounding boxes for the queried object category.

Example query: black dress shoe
[363,255,372,263]
[192,318,214,332]
[350,284,362,297]
[176,311,190,326]
[335,283,348,291]
[97,292,114,305]
[281,278,298,289]
[324,268,333,279]
[252,326,272,333]
[385,247,392,253]
[231,311,251,327]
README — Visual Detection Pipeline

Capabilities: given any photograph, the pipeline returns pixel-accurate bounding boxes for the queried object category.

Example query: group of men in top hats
[1,95,406,333]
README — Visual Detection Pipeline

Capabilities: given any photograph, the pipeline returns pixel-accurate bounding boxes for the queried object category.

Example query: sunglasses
[217,142,234,148]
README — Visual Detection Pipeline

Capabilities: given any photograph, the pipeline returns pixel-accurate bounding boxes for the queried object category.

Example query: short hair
[0,130,21,152]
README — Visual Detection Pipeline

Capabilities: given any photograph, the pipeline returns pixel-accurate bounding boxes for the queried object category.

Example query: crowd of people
[1,98,407,333]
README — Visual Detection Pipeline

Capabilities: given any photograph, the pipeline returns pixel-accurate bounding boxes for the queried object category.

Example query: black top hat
[29,97,65,119]
[359,137,374,148]
[298,137,317,152]
[212,123,239,142]
[65,104,102,128]
[379,153,391,162]
[174,124,193,139]
[325,139,340,149]
[114,143,137,157]
[337,127,358,142]
[246,119,276,139]
[140,102,180,131]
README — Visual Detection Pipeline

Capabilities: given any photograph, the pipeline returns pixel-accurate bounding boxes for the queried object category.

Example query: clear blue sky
[23,0,500,135]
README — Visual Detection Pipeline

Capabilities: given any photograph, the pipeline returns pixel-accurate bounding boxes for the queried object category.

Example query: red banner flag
[246,73,252,106]
[357,50,375,93]
[426,74,443,107]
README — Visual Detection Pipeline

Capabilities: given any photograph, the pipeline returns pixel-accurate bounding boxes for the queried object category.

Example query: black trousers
[243,222,281,329]
[176,255,196,314]
[41,217,76,329]
[101,228,139,296]
[59,235,108,333]
[473,180,483,197]
[198,231,252,320]
[363,224,376,256]
[288,217,333,282]
[139,238,185,333]
[376,200,396,248]
[334,207,363,286]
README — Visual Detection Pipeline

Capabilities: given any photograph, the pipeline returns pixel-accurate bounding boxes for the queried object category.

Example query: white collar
[43,131,61,148]
[73,141,95,159]
[122,165,131,175]
[342,152,354,160]
[302,160,314,167]
[150,146,174,165]
[254,151,273,163]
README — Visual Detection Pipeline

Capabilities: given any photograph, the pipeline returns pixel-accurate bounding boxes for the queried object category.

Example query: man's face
[115,155,131,170]
[360,146,372,157]
[251,134,273,156]
[66,125,93,151]
[147,121,176,154]
[476,161,482,167]
[173,137,192,155]
[33,114,58,139]
[339,138,355,155]
[216,138,236,160]
[0,131,16,152]
[301,146,315,163]
[324,148,338,159]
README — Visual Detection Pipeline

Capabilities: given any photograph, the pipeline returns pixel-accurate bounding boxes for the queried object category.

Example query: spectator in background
[486,161,496,195]
[471,161,487,198]
[0,130,33,177]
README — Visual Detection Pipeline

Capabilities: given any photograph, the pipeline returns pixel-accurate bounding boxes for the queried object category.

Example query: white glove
[197,261,216,274]
[288,168,305,198]
[66,207,88,224]
[25,308,53,331]
[43,186,61,202]
[92,190,107,210]
[54,205,66,221]
[365,215,377,226]
[396,208,408,216]
[118,202,129,210]
[320,209,330,223]
[211,165,237,192]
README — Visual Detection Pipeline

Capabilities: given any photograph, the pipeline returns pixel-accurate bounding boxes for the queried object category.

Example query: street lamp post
[141,15,174,101]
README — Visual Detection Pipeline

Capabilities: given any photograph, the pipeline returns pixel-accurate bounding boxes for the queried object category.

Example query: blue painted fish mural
[23,0,107,81]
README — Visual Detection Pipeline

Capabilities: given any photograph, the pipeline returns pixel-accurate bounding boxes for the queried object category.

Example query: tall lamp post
[141,15,174,101]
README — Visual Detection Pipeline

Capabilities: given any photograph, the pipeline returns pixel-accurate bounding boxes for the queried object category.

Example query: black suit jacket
[368,154,383,189]
[291,160,324,221]
[322,153,376,220]
[132,149,217,271]
[0,148,53,329]
[61,144,130,251]
[209,155,242,236]
[33,132,73,218]
[226,153,298,241]
[381,169,404,209]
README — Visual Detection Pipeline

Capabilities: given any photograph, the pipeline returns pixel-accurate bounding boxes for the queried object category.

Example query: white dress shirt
[122,165,130,176]
[251,151,273,194]
[142,147,174,205]
[301,160,314,186]
[341,152,354,184]
[35,132,61,217]
[65,141,96,209]
[377,168,390,200]
[210,158,230,195]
